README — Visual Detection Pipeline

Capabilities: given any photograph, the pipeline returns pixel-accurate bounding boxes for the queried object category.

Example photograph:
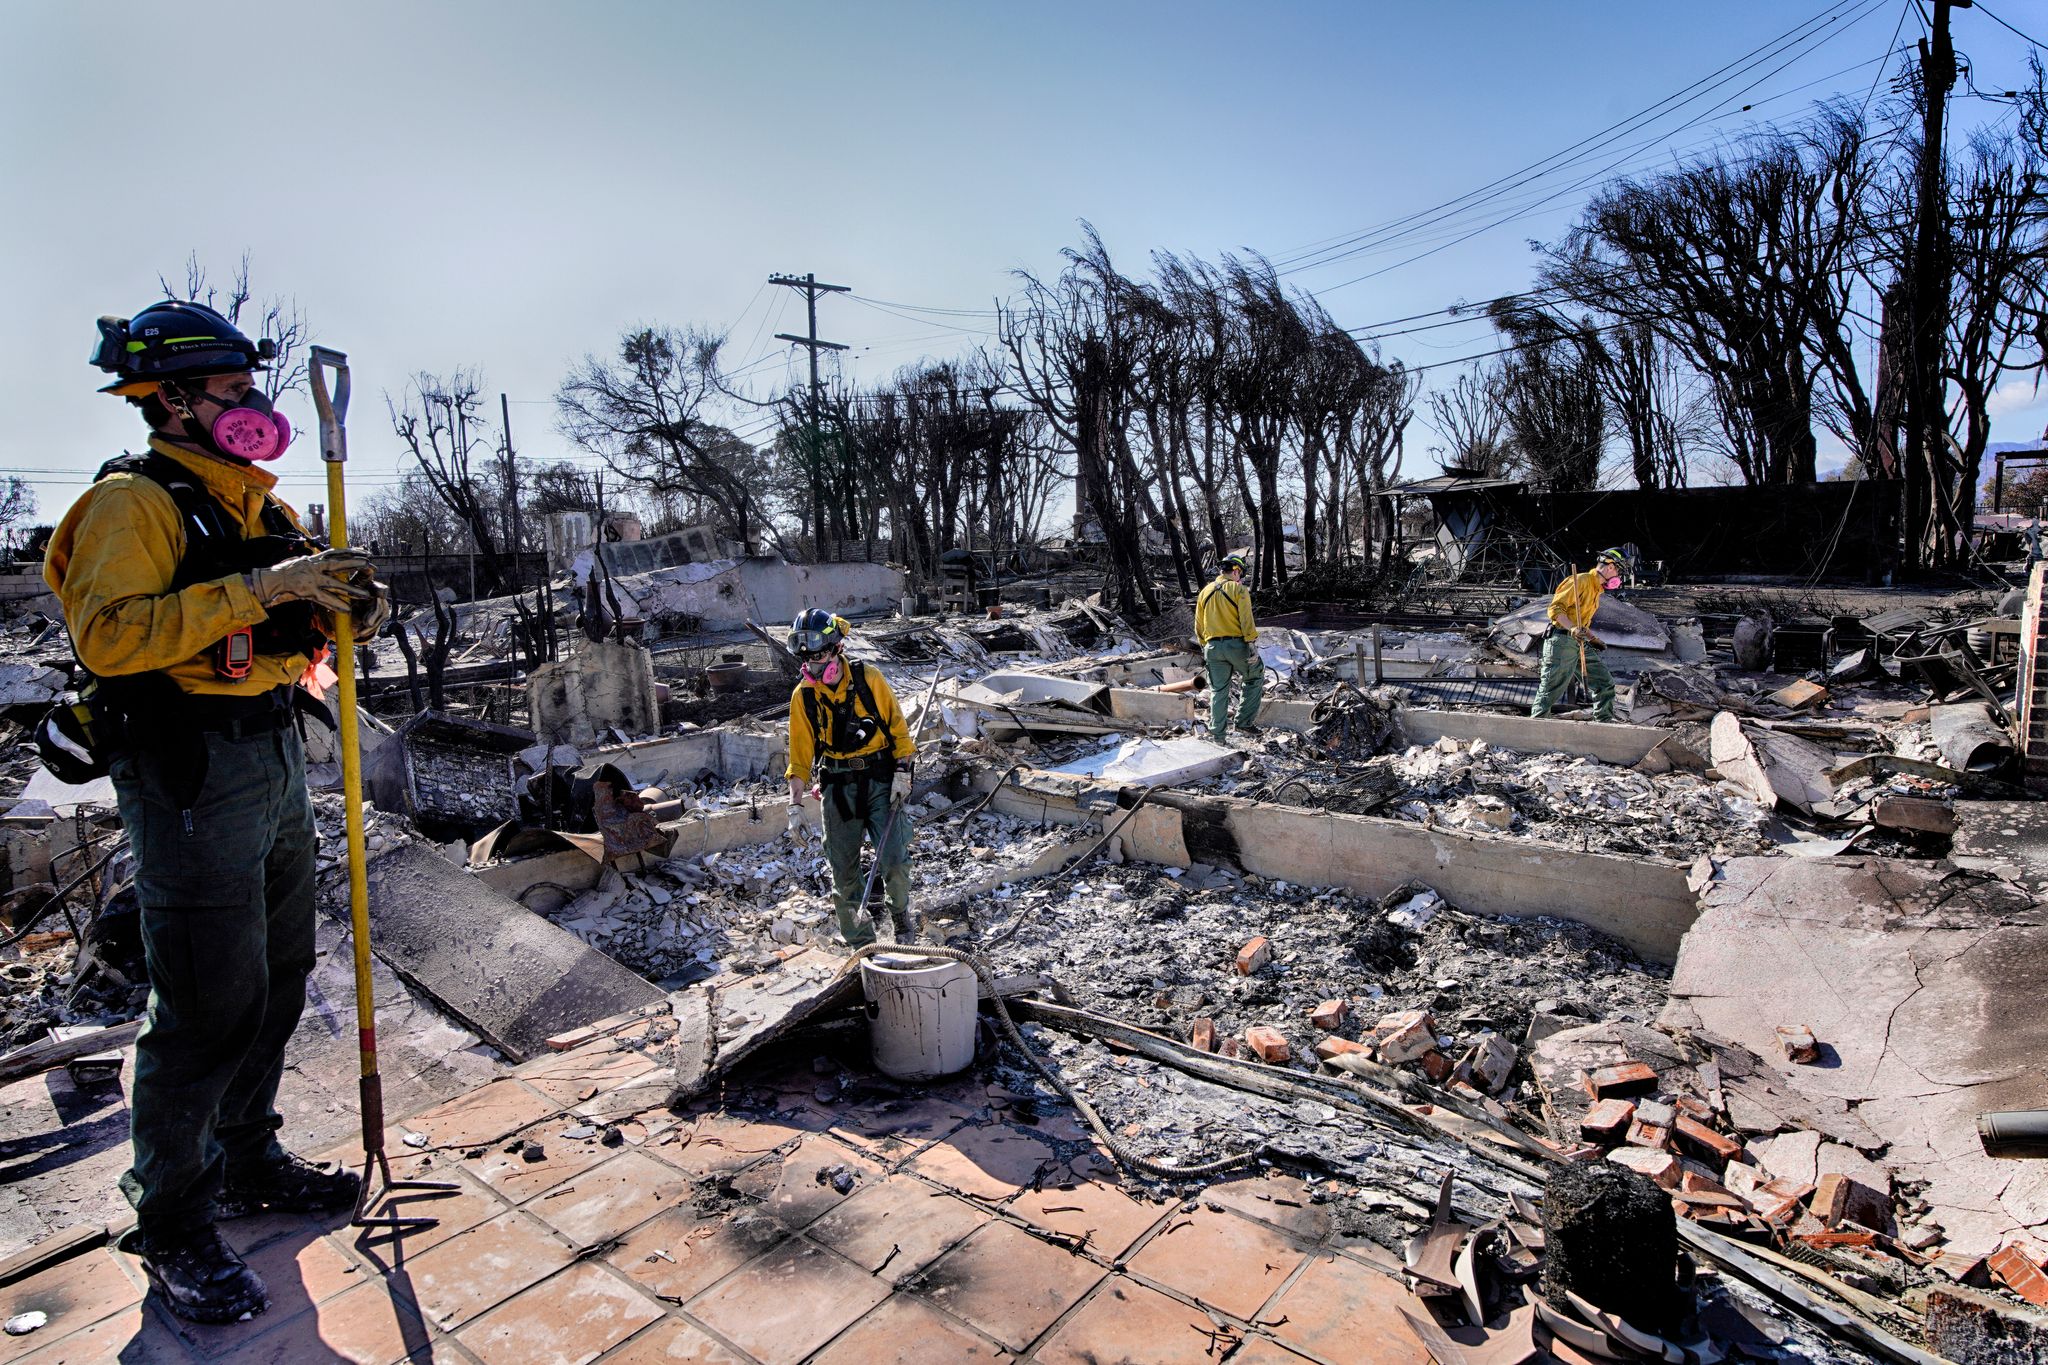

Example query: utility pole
[1905,0,1965,570]
[769,272,849,560]
[500,393,523,595]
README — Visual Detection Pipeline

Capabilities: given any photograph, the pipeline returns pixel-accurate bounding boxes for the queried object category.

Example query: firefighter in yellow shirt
[1195,554,1264,743]
[784,609,916,946]
[1530,548,1627,722]
[44,301,388,1325]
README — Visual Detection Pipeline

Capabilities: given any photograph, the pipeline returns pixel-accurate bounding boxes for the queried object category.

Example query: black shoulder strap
[849,661,896,753]
[96,451,237,566]
[801,685,826,757]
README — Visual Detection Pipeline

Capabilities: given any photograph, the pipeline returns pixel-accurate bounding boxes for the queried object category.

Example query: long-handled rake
[311,346,459,1232]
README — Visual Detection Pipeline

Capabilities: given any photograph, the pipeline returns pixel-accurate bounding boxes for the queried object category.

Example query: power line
[1973,0,2044,48]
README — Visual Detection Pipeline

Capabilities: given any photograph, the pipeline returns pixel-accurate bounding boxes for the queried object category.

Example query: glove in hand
[251,548,375,612]
[349,579,392,638]
[891,770,912,806]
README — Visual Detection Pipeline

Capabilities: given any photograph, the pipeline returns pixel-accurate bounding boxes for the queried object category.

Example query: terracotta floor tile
[1007,1180,1168,1260]
[404,1080,563,1150]
[805,1175,989,1284]
[1256,1253,1430,1364]
[164,1232,372,1360]
[11,1301,193,1364]
[514,1047,659,1107]
[685,1241,889,1365]
[456,1262,663,1365]
[1034,1277,1241,1365]
[312,1133,459,1186]
[572,1076,679,1128]
[217,1211,318,1258]
[645,1113,797,1178]
[913,1221,1105,1353]
[903,1124,1062,1203]
[606,1208,784,1304]
[463,1129,622,1205]
[527,1151,690,1250]
[1223,1339,1321,1365]
[807,1293,1008,1363]
[726,1134,883,1230]
[591,1318,747,1363]
[214,1280,441,1365]
[827,1096,974,1157]
[350,1176,503,1265]
[0,1250,144,1362]
[1200,1175,1333,1243]
[393,1211,574,1331]
[1125,1208,1309,1321]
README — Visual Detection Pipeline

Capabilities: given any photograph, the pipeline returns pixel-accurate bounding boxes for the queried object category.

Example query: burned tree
[388,370,503,596]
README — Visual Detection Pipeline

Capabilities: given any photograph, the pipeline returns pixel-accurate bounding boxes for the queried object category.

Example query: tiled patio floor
[0,1017,1433,1365]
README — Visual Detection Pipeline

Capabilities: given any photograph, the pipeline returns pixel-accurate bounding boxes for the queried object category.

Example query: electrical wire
[1973,0,2045,49]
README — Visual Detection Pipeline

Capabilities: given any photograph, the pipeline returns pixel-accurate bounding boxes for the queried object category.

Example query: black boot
[218,1151,363,1219]
[128,1224,268,1325]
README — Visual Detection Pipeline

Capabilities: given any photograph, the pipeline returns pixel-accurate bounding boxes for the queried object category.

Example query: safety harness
[800,660,899,823]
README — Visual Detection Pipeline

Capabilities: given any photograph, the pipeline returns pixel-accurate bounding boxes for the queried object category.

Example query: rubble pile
[1221,733,1781,861]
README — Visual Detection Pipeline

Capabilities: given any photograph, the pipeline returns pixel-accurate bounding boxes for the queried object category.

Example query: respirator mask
[178,385,294,462]
[801,654,844,687]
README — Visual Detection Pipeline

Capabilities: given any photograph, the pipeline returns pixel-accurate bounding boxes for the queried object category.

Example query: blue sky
[3,0,2042,524]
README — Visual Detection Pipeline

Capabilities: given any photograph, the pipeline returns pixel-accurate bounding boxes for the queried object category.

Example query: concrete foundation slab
[1660,856,2048,1257]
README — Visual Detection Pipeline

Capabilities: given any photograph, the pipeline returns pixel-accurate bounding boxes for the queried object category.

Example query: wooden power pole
[769,272,849,559]
[1905,0,1966,569]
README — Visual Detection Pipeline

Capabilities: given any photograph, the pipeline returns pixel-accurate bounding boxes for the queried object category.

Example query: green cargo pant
[108,723,317,1239]
[1204,638,1266,743]
[1531,632,1617,721]
[820,767,913,946]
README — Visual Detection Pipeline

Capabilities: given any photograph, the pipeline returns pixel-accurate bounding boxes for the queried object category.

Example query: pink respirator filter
[212,408,293,461]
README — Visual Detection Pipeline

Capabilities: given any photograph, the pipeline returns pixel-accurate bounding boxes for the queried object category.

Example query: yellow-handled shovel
[310,346,458,1232]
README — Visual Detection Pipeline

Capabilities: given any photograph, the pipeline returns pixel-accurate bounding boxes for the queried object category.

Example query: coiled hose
[840,942,1258,1181]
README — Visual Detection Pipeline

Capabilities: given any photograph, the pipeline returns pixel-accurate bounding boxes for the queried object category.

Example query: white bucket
[860,953,977,1081]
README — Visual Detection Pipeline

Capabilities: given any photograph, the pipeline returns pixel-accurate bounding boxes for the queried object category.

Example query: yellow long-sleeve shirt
[1194,576,1257,645]
[1545,568,1607,636]
[44,437,322,696]
[785,661,915,779]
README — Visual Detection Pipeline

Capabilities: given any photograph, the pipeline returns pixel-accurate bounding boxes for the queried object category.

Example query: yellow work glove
[250,548,375,613]
[891,769,912,806]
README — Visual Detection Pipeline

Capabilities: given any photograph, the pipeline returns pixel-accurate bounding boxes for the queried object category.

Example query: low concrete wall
[1391,707,1676,766]
[982,772,1697,963]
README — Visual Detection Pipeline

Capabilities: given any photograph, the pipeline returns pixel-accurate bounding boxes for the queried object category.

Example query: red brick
[1811,1172,1891,1231]
[1991,1242,2048,1306]
[1418,1050,1453,1083]
[1245,1027,1291,1064]
[1589,1062,1658,1097]
[1606,1146,1679,1189]
[1775,1024,1820,1064]
[1218,1037,1243,1060]
[1308,1000,1347,1031]
[1235,937,1272,975]
[1580,1099,1635,1144]
[1312,1037,1367,1062]
[1626,1120,1670,1151]
[1190,1018,1216,1053]
[1369,1010,1436,1065]
[1672,1115,1742,1165]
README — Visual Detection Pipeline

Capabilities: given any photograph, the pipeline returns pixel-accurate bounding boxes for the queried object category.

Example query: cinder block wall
[2022,560,2046,791]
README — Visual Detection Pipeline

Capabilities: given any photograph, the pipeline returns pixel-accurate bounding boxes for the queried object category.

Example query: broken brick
[1811,1172,1891,1231]
[1632,1098,1675,1129]
[1308,1000,1348,1031]
[1218,1036,1243,1060]
[1673,1095,1715,1124]
[1606,1146,1680,1190]
[1468,1034,1516,1092]
[1626,1120,1670,1151]
[1190,1018,1216,1053]
[1774,1024,1820,1064]
[1244,1027,1291,1064]
[1672,1115,1742,1165]
[1588,1062,1657,1097]
[1235,937,1273,975]
[1990,1242,2048,1307]
[1580,1099,1635,1144]
[1681,1170,1735,1198]
[1418,1050,1453,1083]
[1370,1009,1437,1065]
[1312,1037,1367,1062]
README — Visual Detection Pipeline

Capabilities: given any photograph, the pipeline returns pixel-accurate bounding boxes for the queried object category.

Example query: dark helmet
[788,608,848,659]
[1218,554,1248,575]
[90,300,274,396]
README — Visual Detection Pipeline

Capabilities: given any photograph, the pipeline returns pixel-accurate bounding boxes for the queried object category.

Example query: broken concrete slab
[1660,855,2048,1258]
[1952,801,2048,899]
[665,947,860,1106]
[357,843,663,1061]
[1708,712,1834,814]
